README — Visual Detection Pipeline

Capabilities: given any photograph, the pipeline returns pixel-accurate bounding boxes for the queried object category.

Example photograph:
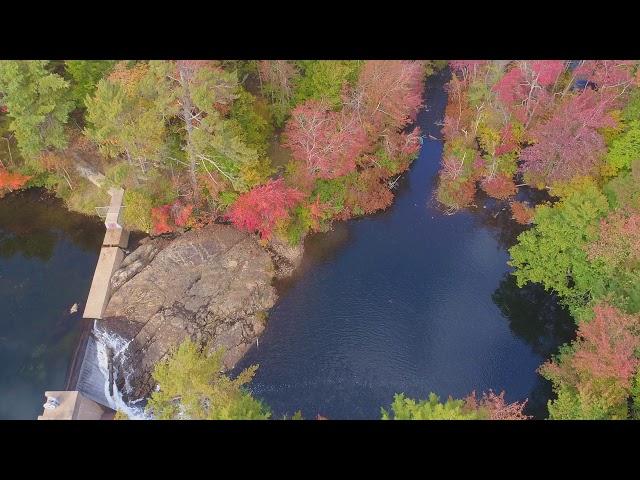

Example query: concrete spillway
[76,188,128,409]
[74,333,111,407]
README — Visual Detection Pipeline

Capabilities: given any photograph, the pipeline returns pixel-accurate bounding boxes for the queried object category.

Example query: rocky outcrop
[101,225,285,402]
[266,235,304,278]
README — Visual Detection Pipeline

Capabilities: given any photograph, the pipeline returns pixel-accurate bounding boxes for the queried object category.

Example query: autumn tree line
[437,60,640,419]
[0,60,437,245]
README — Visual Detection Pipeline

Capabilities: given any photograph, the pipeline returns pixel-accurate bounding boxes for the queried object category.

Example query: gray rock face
[101,225,281,402]
[266,235,304,278]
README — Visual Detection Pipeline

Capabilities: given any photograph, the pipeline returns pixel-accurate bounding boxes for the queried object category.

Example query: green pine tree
[64,60,117,109]
[381,393,486,420]
[0,60,74,164]
[146,340,271,420]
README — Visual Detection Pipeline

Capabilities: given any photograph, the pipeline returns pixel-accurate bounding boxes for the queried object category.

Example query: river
[233,68,575,419]
[0,68,574,420]
[0,189,103,419]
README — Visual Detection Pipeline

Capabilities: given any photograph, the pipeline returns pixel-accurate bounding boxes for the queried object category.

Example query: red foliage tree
[520,88,616,185]
[575,60,635,95]
[480,173,517,200]
[493,61,564,126]
[495,123,519,156]
[542,304,640,392]
[493,66,525,111]
[439,154,467,181]
[283,100,369,180]
[151,200,195,235]
[173,203,194,227]
[464,390,531,420]
[380,127,422,173]
[0,168,31,191]
[227,178,304,239]
[571,304,640,388]
[348,60,424,133]
[510,201,535,225]
[151,204,173,235]
[530,60,565,87]
[342,168,394,218]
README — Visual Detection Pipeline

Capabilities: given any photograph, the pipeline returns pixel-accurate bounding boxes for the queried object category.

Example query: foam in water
[90,321,152,420]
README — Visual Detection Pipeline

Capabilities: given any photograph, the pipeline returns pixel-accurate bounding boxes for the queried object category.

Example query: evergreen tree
[84,61,168,173]
[65,60,117,109]
[146,340,271,420]
[0,60,74,164]
[381,393,484,420]
[152,60,272,203]
[293,60,362,109]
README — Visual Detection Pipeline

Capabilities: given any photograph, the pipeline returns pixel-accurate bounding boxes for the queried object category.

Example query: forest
[436,60,640,419]
[2,59,640,420]
[0,60,435,245]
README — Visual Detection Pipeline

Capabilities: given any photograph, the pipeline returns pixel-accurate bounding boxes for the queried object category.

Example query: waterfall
[76,320,152,420]
[75,333,110,407]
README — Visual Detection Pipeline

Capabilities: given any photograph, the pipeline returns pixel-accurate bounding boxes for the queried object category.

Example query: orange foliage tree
[510,201,535,225]
[0,168,31,192]
[151,200,195,236]
[480,173,517,200]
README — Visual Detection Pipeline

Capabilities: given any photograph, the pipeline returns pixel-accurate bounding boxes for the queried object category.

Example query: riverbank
[230,68,575,420]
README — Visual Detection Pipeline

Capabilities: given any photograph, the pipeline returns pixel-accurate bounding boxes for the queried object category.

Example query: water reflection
[493,274,575,358]
[492,273,576,418]
[0,188,103,419]
[0,189,104,259]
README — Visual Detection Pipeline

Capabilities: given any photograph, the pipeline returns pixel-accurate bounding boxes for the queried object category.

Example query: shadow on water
[234,67,576,420]
[492,274,576,417]
[273,222,352,297]
[0,189,103,259]
[0,188,103,419]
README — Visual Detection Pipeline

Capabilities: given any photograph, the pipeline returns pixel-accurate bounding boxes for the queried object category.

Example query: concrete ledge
[38,391,115,420]
[83,246,125,320]
[105,188,124,229]
[103,228,130,248]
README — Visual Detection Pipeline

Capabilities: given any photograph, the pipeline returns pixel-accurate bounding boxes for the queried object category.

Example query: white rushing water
[83,321,152,420]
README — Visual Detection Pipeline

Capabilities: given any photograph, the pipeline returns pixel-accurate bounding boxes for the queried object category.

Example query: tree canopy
[0,60,74,164]
[146,340,271,420]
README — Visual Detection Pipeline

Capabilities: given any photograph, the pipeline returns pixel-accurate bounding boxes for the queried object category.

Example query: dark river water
[0,69,574,420]
[0,189,103,419]
[234,69,575,419]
